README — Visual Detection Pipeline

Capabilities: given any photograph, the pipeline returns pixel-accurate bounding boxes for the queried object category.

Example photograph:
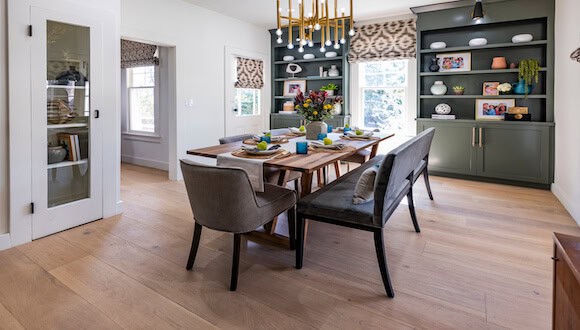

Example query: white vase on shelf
[328,65,340,77]
[430,81,448,95]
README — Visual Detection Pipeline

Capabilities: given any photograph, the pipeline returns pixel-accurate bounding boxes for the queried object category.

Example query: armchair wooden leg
[186,223,203,270]
[373,229,395,298]
[407,186,421,233]
[230,234,241,291]
[423,168,434,200]
[295,214,305,269]
[294,179,302,199]
[288,206,296,250]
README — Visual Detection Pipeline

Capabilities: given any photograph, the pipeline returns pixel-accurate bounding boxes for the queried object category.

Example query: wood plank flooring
[0,158,579,329]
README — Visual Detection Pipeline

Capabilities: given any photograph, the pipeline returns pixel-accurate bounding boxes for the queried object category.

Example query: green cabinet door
[418,120,477,175]
[476,123,550,184]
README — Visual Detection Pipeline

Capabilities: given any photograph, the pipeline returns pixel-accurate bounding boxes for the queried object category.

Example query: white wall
[121,47,170,171]
[553,0,580,225]
[121,0,271,179]
[0,0,7,234]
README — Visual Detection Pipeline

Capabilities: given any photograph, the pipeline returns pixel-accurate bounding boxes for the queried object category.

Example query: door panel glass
[46,21,90,207]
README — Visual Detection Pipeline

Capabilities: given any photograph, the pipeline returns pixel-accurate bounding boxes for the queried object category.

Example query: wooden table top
[554,232,580,284]
[187,133,394,173]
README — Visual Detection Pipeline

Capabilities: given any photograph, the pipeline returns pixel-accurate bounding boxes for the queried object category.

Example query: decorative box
[505,113,531,121]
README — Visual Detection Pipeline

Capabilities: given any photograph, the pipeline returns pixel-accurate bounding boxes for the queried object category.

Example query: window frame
[235,87,261,117]
[123,65,161,142]
[350,59,417,136]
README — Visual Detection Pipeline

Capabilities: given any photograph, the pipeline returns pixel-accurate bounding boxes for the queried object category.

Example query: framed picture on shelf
[283,80,307,96]
[483,82,500,96]
[475,98,515,120]
[437,52,471,72]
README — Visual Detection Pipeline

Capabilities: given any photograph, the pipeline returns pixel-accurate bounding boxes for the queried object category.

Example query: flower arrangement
[497,83,512,94]
[294,91,339,121]
[320,83,339,92]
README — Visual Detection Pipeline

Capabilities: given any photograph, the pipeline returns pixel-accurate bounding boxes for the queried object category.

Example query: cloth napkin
[217,153,265,192]
[309,141,347,150]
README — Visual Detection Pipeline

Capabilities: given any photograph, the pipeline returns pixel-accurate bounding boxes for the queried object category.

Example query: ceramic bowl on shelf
[303,54,315,60]
[325,51,338,58]
[512,34,533,43]
[282,55,295,61]
[429,42,447,49]
[469,38,488,47]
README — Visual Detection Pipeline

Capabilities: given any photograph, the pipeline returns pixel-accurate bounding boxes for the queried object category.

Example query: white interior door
[31,7,103,239]
[224,47,268,136]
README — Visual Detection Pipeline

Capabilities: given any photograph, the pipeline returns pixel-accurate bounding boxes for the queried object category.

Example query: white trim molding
[121,155,169,171]
[0,234,11,251]
[552,183,580,226]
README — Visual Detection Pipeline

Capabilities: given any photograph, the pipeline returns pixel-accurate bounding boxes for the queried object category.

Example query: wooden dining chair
[180,160,297,291]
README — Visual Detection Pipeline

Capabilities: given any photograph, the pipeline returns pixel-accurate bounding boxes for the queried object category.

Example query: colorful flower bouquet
[294,91,341,122]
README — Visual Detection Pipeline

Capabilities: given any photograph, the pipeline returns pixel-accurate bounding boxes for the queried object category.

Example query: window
[127,66,156,133]
[235,88,261,116]
[358,60,409,132]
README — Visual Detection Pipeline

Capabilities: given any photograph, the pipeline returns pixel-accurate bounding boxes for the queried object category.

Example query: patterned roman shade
[348,19,417,63]
[235,57,264,89]
[121,39,159,69]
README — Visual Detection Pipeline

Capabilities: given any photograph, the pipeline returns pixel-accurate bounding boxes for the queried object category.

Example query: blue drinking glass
[296,141,308,154]
[260,136,271,143]
[327,125,333,133]
[317,133,328,140]
[343,127,352,133]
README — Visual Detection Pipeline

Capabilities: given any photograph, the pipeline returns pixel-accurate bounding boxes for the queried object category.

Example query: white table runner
[215,133,343,192]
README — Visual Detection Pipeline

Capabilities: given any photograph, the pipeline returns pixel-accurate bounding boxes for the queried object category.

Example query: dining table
[186,131,395,246]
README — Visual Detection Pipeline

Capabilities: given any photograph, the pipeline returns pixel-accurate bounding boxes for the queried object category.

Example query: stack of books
[57,130,88,161]
[431,114,456,120]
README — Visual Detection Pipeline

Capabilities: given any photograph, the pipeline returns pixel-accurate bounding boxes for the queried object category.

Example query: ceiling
[182,0,460,28]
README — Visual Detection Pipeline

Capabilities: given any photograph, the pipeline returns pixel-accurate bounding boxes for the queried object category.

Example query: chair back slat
[219,134,255,145]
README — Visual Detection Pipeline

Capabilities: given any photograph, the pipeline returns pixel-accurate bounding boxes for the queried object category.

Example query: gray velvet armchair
[180,159,297,291]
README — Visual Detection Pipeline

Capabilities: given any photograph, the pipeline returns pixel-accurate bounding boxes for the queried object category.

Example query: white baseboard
[121,155,169,171]
[552,183,580,226]
[0,234,12,251]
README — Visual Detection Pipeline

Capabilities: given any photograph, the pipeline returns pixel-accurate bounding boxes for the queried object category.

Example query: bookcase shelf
[47,159,88,169]
[420,68,547,76]
[419,40,548,54]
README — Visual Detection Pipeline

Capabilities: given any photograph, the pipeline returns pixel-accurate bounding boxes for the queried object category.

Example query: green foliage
[452,86,465,90]
[320,83,338,91]
[518,59,541,95]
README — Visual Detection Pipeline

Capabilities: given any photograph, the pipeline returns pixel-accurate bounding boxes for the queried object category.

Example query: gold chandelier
[275,0,355,52]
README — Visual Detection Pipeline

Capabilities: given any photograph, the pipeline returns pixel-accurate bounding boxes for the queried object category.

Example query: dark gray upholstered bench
[295,128,436,297]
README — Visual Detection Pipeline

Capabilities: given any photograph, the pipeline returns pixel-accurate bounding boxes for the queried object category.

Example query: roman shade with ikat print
[235,57,264,89]
[121,39,159,69]
[348,19,417,63]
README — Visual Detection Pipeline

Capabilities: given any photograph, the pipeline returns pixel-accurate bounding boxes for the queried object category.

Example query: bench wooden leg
[186,223,203,270]
[407,186,421,233]
[423,167,434,200]
[373,229,395,298]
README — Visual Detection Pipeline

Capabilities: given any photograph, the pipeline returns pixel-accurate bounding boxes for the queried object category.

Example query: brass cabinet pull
[472,127,476,147]
[479,127,483,148]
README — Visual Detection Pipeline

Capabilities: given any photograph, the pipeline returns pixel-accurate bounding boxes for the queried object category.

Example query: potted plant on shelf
[515,59,540,96]
[320,83,339,96]
[452,86,465,95]
[295,91,334,140]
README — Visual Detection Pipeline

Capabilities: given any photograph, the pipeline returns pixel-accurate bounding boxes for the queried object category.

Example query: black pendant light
[472,0,484,20]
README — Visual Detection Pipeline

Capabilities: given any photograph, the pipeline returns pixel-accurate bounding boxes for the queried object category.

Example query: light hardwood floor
[0,161,578,329]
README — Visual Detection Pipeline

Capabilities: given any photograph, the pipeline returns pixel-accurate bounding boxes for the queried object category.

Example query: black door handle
[95,109,100,119]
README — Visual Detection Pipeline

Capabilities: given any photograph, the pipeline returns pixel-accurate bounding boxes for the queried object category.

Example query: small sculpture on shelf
[286,63,302,78]
[491,57,508,70]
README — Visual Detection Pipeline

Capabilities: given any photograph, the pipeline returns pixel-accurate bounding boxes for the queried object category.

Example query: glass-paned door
[31,8,103,239]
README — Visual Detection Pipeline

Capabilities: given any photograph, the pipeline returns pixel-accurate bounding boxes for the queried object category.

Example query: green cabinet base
[418,119,553,187]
